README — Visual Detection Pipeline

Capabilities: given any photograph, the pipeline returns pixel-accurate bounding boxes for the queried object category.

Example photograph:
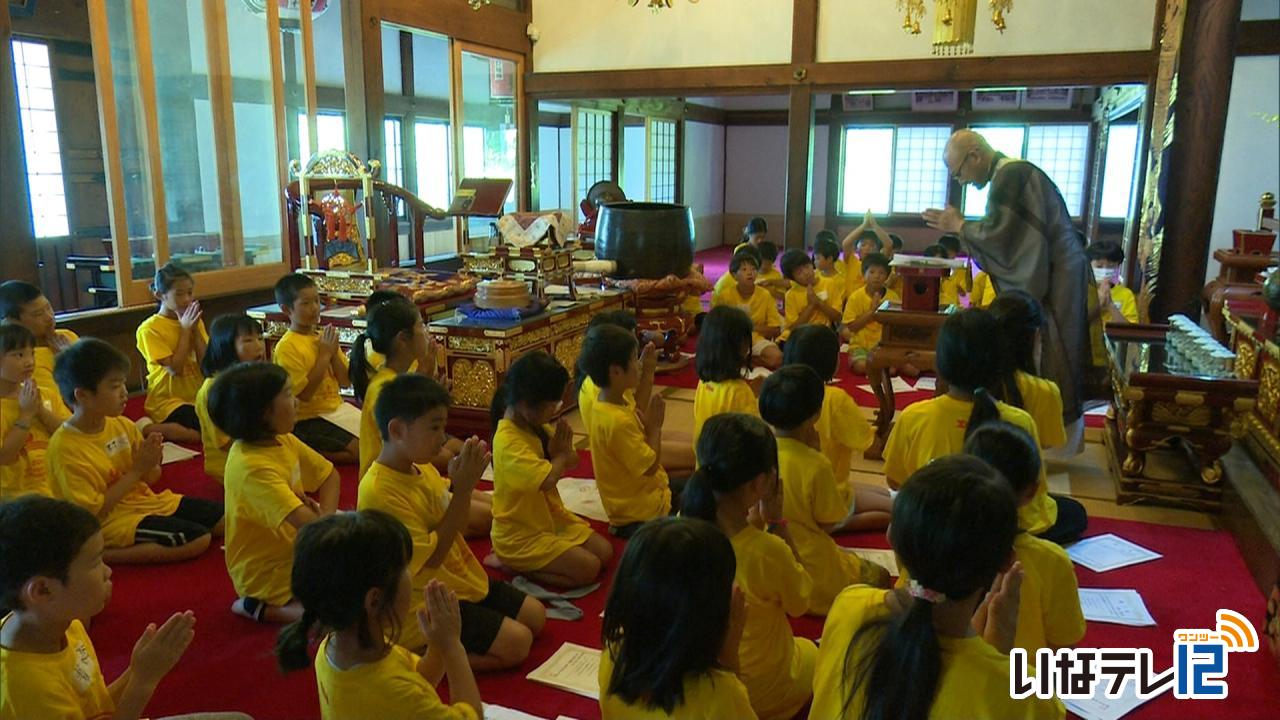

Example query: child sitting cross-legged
[840,210,891,298]
[758,366,890,616]
[49,339,223,565]
[580,324,673,538]
[779,249,842,344]
[841,252,902,376]
[711,250,783,370]
[210,361,340,623]
[357,373,545,670]
[195,314,266,482]
[0,324,63,500]
[135,262,207,444]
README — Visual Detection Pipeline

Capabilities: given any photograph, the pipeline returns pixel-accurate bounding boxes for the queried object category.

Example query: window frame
[961,122,1092,219]
[11,37,71,239]
[837,122,952,218]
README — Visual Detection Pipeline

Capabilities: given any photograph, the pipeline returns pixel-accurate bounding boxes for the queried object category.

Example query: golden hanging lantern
[897,0,1013,54]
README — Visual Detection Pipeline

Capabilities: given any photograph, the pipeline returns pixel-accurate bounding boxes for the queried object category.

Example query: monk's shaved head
[945,129,991,165]
[945,129,997,187]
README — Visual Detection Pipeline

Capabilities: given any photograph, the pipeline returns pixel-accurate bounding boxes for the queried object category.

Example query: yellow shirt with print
[598,643,758,720]
[713,281,782,347]
[272,329,349,419]
[223,434,334,605]
[1015,371,1068,450]
[781,281,839,342]
[48,417,182,549]
[1106,284,1139,324]
[844,255,866,296]
[777,437,876,615]
[33,328,78,419]
[0,616,114,720]
[358,461,490,651]
[1012,532,1086,653]
[136,313,208,422]
[577,376,634,432]
[730,525,816,720]
[882,395,1057,534]
[358,367,397,481]
[489,418,594,572]
[810,585,1066,720]
[815,385,874,503]
[0,393,57,500]
[692,379,757,450]
[588,400,671,526]
[314,635,478,720]
[842,286,901,353]
[194,376,230,481]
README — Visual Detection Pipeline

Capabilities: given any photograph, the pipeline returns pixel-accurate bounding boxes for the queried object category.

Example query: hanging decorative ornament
[895,0,1013,53]
[626,0,701,11]
[896,0,926,33]
[990,0,1013,32]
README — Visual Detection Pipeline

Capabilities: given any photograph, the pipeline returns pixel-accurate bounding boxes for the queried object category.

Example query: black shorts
[458,580,528,655]
[163,404,201,432]
[292,417,356,453]
[134,497,224,547]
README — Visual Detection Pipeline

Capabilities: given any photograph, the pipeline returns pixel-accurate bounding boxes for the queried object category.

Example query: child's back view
[196,314,266,482]
[692,306,759,449]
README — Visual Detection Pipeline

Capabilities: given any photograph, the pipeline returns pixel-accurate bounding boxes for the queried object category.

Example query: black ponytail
[682,413,777,524]
[843,456,1018,720]
[350,332,374,400]
[965,387,1002,439]
[989,290,1045,408]
[490,350,569,455]
[351,295,420,400]
[936,308,1007,434]
[275,608,317,673]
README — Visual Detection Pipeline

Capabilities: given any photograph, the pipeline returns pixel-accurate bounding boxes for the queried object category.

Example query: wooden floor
[567,385,1220,531]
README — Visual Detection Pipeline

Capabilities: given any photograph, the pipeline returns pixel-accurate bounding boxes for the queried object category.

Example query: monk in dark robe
[923,129,1100,431]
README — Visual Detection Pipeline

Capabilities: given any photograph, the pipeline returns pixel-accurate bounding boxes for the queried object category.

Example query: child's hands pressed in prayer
[640,341,657,376]
[178,300,203,331]
[136,432,165,479]
[17,379,40,420]
[418,580,463,650]
[49,331,72,353]
[642,394,665,432]
[317,325,340,358]
[972,561,1023,654]
[447,436,491,496]
[130,611,196,686]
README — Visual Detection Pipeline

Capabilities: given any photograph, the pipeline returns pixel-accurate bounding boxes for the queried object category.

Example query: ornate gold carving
[263,321,289,339]
[450,359,496,408]
[1151,402,1212,428]
[510,326,554,351]
[1259,360,1280,421]
[447,336,496,354]
[463,255,505,275]
[1236,339,1258,379]
[510,259,538,273]
[553,334,585,376]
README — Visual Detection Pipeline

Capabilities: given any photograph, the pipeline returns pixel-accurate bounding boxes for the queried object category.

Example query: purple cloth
[456,300,547,321]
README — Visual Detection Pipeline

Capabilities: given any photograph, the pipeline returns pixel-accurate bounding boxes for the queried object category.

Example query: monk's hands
[922,206,964,234]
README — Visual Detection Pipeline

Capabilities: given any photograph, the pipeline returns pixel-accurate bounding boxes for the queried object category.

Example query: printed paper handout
[1079,588,1156,627]
[1062,677,1153,720]
[843,547,900,577]
[320,402,363,438]
[1068,534,1162,573]
[526,643,601,700]
[555,477,610,524]
[160,442,200,465]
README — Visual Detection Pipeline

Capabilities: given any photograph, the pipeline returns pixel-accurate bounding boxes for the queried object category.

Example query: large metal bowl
[594,202,695,279]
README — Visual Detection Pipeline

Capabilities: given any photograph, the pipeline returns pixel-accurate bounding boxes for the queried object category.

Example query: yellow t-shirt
[33,328,78,419]
[136,313,208,422]
[971,271,997,308]
[1015,371,1068,450]
[730,525,816,720]
[882,395,1056,534]
[577,376,634,432]
[194,376,230,481]
[358,461,490,651]
[0,616,114,720]
[710,271,735,307]
[817,385,873,489]
[598,644,758,720]
[47,417,182,549]
[844,255,865,296]
[273,329,349,419]
[842,286,901,352]
[712,281,782,346]
[314,635,479,720]
[777,437,874,615]
[490,418,594,572]
[940,268,964,307]
[692,379,758,450]
[1012,532,1086,653]
[781,276,843,342]
[359,367,397,481]
[1106,284,1139,324]
[588,400,671,526]
[0,394,56,500]
[758,264,788,299]
[811,586,1066,720]
[223,434,334,605]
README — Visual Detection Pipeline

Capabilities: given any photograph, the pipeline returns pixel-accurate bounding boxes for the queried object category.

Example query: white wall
[532,0,792,72]
[724,126,788,215]
[1205,55,1280,285]
[682,121,726,251]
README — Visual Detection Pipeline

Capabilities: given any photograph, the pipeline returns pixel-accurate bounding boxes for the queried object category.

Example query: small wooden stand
[862,303,951,459]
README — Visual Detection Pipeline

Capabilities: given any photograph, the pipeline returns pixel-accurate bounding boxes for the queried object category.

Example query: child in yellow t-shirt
[135,263,207,444]
[0,325,63,500]
[48,339,223,565]
[277,512,483,720]
[759,366,888,615]
[842,253,901,375]
[599,517,756,719]
[712,252,783,370]
[1087,240,1139,324]
[0,280,78,419]
[358,373,544,668]
[840,210,892,298]
[0,496,205,720]
[965,423,1085,653]
[693,306,761,449]
[882,310,1059,536]
[209,361,340,624]
[681,413,815,720]
[779,249,842,343]
[782,325,890,532]
[271,273,356,463]
[489,351,613,588]
[581,324,672,536]
[970,269,997,308]
[937,234,972,307]
[810,456,1066,720]
[753,240,789,301]
[196,314,266,482]
[812,233,848,309]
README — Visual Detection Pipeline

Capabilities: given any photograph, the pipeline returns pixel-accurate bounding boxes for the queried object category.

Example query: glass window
[962,125,1026,218]
[298,111,347,154]
[647,118,677,203]
[621,122,645,201]
[11,39,69,238]
[1026,124,1090,216]
[1100,124,1140,219]
[575,108,613,202]
[840,127,894,215]
[384,117,404,187]
[105,0,157,280]
[891,125,951,215]
[459,50,518,223]
[414,120,452,210]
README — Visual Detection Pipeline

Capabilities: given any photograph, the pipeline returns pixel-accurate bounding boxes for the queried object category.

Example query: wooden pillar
[1149,0,1243,321]
[783,0,817,250]
[341,0,391,265]
[0,7,39,285]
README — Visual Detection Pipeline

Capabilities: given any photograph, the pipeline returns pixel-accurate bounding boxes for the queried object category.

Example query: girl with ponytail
[684,413,816,720]
[988,289,1068,450]
[488,351,612,588]
[811,455,1064,720]
[276,509,482,719]
[881,309,1060,536]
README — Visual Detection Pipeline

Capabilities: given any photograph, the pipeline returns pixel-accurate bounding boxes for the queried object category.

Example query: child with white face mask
[1086,240,1137,324]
